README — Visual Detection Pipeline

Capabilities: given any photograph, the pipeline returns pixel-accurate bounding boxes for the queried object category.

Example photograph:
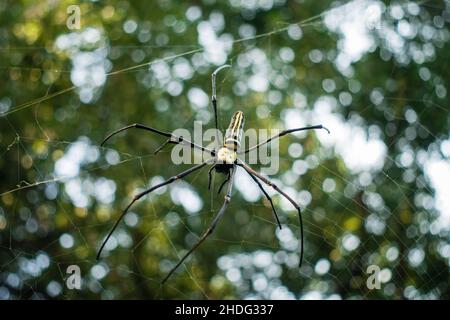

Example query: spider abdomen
[224,111,245,151]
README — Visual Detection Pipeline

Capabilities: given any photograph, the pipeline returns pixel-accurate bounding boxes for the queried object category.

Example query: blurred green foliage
[0,0,449,299]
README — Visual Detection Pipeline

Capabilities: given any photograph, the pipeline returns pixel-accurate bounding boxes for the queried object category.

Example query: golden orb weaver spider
[97,65,330,283]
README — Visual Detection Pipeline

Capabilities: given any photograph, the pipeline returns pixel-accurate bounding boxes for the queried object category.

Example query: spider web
[0,0,449,300]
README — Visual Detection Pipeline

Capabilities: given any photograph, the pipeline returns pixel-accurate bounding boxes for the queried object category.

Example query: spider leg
[237,159,304,268]
[217,172,231,194]
[162,167,236,284]
[211,65,231,149]
[207,165,215,190]
[101,123,215,156]
[239,125,330,154]
[96,159,213,260]
[242,167,282,230]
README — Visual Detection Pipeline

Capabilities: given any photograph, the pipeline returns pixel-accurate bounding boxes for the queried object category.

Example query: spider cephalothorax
[215,147,236,173]
[97,65,330,283]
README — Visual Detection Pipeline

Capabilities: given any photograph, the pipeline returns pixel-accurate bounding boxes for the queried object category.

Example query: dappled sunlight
[0,0,448,300]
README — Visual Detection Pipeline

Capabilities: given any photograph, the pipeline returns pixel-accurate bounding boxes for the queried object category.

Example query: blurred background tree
[0,0,449,299]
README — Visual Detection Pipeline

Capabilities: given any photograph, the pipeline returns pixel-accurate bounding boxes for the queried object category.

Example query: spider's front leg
[244,169,282,230]
[96,159,214,260]
[237,159,304,268]
[162,167,236,284]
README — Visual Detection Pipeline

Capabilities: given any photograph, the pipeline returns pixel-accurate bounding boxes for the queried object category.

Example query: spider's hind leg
[210,65,231,149]
[100,123,216,156]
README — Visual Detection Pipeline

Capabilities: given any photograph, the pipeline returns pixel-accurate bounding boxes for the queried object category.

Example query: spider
[97,65,330,283]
